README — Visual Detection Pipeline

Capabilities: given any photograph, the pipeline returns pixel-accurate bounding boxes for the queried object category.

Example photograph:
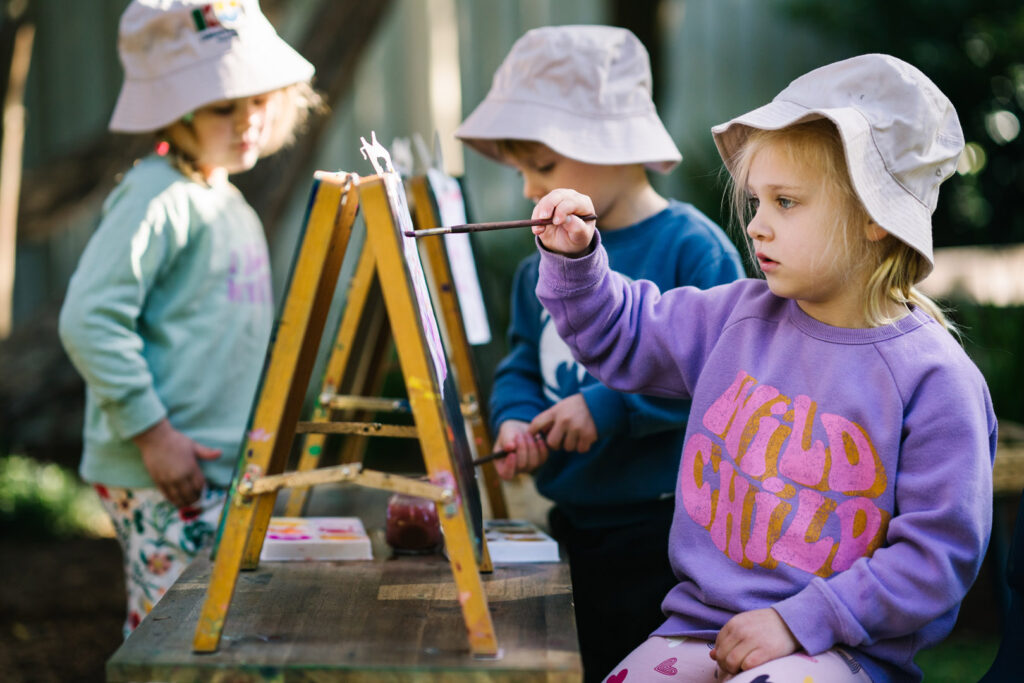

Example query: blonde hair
[727,119,953,331]
[157,82,324,185]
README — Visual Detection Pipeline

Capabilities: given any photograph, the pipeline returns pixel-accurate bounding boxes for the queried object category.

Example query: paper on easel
[260,517,373,561]
[484,519,560,563]
[426,168,492,346]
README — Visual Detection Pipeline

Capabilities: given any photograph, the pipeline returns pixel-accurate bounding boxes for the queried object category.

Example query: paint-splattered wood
[107,552,581,682]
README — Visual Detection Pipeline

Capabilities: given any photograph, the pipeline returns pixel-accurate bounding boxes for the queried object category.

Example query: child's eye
[777,197,796,209]
[535,162,556,173]
[206,103,236,117]
[747,196,760,211]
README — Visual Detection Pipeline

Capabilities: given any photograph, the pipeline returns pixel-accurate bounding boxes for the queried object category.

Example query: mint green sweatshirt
[59,155,273,488]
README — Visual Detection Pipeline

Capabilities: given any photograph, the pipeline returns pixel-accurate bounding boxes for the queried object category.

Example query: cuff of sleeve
[773,578,868,655]
[536,232,606,295]
[580,384,628,439]
[105,388,167,440]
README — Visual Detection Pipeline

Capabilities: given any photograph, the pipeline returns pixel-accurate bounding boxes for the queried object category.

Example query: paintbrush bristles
[404,214,598,237]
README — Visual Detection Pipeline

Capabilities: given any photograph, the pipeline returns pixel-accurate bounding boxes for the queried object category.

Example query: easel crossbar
[237,463,451,502]
[294,420,418,437]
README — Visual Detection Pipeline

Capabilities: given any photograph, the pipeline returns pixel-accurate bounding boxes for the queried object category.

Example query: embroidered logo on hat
[191,1,244,33]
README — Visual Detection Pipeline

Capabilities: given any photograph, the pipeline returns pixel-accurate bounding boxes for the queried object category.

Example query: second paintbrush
[404,213,598,237]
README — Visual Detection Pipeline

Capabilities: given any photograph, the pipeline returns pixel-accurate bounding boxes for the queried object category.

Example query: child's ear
[864,219,889,242]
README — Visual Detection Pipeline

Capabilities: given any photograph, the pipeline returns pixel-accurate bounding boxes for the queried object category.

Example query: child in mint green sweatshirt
[58,0,318,636]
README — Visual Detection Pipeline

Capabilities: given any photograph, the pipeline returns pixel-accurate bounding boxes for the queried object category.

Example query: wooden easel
[282,173,509,519]
[192,157,498,656]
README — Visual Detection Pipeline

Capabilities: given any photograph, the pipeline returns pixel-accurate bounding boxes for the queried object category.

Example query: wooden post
[0,22,34,339]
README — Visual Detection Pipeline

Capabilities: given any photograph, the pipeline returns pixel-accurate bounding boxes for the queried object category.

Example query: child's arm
[531,190,736,400]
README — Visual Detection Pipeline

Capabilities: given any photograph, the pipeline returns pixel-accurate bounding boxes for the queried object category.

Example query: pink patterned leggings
[603,636,874,683]
[94,484,226,638]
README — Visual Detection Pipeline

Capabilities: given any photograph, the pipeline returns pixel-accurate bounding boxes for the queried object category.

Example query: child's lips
[757,252,778,271]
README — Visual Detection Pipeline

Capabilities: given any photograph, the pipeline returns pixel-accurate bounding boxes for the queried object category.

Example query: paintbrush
[472,432,548,467]
[404,214,598,238]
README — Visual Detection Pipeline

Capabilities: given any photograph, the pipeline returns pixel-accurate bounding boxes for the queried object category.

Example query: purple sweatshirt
[536,235,996,683]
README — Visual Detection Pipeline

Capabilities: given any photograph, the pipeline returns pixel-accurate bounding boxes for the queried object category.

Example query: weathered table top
[107,488,581,682]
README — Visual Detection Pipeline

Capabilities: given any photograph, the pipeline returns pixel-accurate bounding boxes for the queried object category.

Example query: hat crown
[117,0,268,79]
[778,54,964,212]
[490,25,655,118]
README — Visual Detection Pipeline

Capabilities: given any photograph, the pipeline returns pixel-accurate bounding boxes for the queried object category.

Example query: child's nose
[746,210,771,241]
[521,174,546,203]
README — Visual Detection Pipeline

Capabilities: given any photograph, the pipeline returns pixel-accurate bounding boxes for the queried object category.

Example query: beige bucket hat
[109,0,315,132]
[712,53,964,280]
[456,25,681,174]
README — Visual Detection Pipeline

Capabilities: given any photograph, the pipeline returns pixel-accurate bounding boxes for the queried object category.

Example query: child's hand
[529,394,597,453]
[132,418,222,508]
[709,607,799,675]
[531,189,597,257]
[492,419,549,479]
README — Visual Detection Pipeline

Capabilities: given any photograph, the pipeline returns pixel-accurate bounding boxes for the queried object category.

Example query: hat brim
[456,96,682,174]
[712,99,934,279]
[109,38,314,133]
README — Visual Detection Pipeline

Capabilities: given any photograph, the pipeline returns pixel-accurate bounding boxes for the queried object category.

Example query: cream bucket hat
[456,25,681,173]
[712,53,964,280]
[109,0,315,132]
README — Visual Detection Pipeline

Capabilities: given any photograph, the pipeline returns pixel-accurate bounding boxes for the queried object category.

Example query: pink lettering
[822,414,886,496]
[703,372,757,437]
[778,394,827,487]
[709,460,752,563]
[680,434,715,527]
[738,401,788,478]
[832,497,888,571]
[771,488,836,575]
[746,490,789,565]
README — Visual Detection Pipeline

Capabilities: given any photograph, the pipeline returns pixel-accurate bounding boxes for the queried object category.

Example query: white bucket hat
[109,0,315,132]
[455,25,681,174]
[712,53,964,280]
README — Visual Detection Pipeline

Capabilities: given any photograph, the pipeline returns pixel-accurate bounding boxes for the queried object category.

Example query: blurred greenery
[917,633,999,682]
[783,0,1024,248]
[949,303,1024,423]
[0,454,111,539]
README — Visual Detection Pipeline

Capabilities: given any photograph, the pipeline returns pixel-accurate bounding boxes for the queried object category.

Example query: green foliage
[783,0,1024,248]
[0,455,111,539]
[949,302,1024,423]
[916,633,999,682]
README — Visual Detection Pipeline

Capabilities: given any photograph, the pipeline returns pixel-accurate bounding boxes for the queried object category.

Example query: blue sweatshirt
[489,199,744,527]
[59,155,274,489]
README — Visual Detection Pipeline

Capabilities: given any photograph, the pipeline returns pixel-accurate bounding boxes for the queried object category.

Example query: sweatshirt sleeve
[773,353,996,654]
[489,257,550,430]
[535,234,737,401]
[58,181,188,439]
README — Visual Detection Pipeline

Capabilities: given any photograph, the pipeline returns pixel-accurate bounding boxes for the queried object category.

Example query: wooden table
[107,488,581,682]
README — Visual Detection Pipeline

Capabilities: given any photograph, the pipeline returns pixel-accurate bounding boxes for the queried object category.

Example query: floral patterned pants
[94,484,226,638]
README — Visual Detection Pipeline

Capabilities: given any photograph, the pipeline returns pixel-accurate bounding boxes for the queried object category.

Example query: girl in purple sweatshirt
[524,54,995,683]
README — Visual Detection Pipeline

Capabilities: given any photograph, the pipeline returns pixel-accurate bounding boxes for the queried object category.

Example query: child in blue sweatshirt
[456,25,744,681]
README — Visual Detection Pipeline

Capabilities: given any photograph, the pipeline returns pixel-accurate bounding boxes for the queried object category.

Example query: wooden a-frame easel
[191,163,498,657]
[281,172,509,519]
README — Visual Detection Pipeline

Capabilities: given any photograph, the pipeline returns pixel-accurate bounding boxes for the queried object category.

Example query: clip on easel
[192,134,498,657]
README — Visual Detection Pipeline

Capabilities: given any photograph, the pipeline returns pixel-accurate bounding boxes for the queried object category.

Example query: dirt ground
[0,536,124,683]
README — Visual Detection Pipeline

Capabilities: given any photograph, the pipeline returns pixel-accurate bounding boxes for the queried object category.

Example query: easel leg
[193,179,358,652]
